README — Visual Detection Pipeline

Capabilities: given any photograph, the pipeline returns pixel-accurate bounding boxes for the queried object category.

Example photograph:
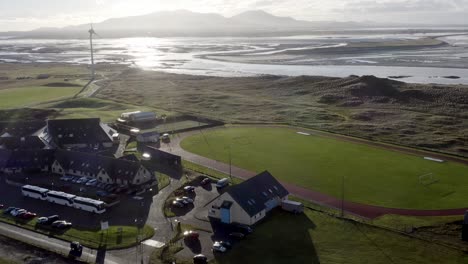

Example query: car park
[229,232,245,239]
[193,254,208,264]
[212,241,227,253]
[52,220,73,229]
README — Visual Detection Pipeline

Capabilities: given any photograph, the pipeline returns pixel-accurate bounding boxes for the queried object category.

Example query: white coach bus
[46,191,76,207]
[73,196,106,214]
[21,185,49,200]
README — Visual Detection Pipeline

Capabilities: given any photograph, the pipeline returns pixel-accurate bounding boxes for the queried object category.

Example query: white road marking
[297,132,310,136]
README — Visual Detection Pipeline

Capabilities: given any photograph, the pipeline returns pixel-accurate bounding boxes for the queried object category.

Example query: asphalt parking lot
[171,181,251,262]
[0,173,157,229]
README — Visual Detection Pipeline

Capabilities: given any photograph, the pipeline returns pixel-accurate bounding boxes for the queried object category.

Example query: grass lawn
[212,209,468,264]
[0,86,81,109]
[181,126,468,209]
[0,211,154,250]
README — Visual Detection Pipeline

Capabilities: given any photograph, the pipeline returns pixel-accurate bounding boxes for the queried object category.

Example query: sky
[0,0,467,31]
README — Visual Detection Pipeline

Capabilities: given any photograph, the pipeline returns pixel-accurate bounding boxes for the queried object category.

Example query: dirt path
[160,125,468,219]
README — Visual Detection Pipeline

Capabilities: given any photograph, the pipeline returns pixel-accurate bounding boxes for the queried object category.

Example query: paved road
[0,221,122,264]
[160,126,468,219]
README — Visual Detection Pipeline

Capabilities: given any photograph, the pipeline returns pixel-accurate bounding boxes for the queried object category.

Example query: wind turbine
[88,24,98,80]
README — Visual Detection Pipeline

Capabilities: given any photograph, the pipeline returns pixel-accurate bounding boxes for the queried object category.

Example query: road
[0,221,122,264]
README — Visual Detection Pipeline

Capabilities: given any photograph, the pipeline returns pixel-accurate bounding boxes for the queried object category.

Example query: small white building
[208,171,289,226]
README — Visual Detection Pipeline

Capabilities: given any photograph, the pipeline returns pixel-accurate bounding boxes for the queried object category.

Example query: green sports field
[180,126,468,209]
[0,86,81,109]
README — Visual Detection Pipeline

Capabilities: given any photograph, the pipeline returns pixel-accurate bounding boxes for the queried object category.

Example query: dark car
[172,200,185,208]
[0,204,4,209]
[229,232,245,239]
[193,254,208,264]
[19,212,37,219]
[183,230,199,240]
[219,241,232,249]
[183,186,195,193]
[4,207,17,214]
[236,224,253,234]
[201,177,211,185]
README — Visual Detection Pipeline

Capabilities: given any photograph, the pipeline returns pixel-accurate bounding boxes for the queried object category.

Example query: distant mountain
[2,9,464,39]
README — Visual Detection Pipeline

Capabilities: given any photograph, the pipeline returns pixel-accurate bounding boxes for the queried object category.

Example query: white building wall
[208,193,253,225]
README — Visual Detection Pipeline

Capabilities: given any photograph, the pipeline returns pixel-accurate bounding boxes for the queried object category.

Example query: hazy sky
[1,0,467,31]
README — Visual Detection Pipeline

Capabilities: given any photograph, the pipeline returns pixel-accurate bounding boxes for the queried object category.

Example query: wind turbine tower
[88,25,97,80]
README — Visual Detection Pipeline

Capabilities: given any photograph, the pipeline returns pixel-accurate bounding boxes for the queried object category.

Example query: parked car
[86,179,98,186]
[37,215,60,225]
[4,207,17,214]
[181,196,194,204]
[76,177,89,184]
[11,209,26,217]
[96,190,109,197]
[172,200,185,208]
[236,224,253,234]
[183,230,199,240]
[19,212,37,219]
[71,177,81,183]
[97,182,107,188]
[52,220,72,229]
[0,204,4,209]
[219,241,232,249]
[193,254,208,264]
[216,178,229,188]
[161,133,170,143]
[212,241,227,253]
[201,177,211,185]
[183,186,195,193]
[229,232,245,239]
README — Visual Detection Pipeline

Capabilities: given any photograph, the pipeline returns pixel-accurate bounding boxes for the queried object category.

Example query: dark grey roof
[226,171,289,217]
[0,136,46,150]
[0,149,55,169]
[46,118,113,146]
[0,121,46,137]
[54,149,144,181]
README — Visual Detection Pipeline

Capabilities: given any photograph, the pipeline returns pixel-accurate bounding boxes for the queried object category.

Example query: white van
[216,178,229,188]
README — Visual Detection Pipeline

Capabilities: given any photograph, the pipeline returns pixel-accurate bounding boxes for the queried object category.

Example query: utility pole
[229,145,232,182]
[340,174,345,218]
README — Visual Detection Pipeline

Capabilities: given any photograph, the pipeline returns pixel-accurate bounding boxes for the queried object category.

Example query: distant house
[51,150,155,186]
[0,149,155,187]
[45,118,116,150]
[208,171,289,226]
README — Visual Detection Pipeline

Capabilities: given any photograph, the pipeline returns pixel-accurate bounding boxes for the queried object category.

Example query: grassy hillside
[95,70,468,157]
[181,126,468,209]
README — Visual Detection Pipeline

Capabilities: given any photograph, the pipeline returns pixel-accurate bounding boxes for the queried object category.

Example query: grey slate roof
[226,171,289,217]
[46,118,113,146]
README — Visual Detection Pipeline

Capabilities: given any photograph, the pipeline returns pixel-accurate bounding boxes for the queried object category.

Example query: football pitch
[180,126,468,209]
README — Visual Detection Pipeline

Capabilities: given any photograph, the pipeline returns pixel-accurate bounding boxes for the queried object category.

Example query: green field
[212,209,468,264]
[181,126,468,209]
[0,86,81,109]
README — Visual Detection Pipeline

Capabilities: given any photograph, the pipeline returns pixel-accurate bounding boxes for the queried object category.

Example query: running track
[160,126,468,219]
